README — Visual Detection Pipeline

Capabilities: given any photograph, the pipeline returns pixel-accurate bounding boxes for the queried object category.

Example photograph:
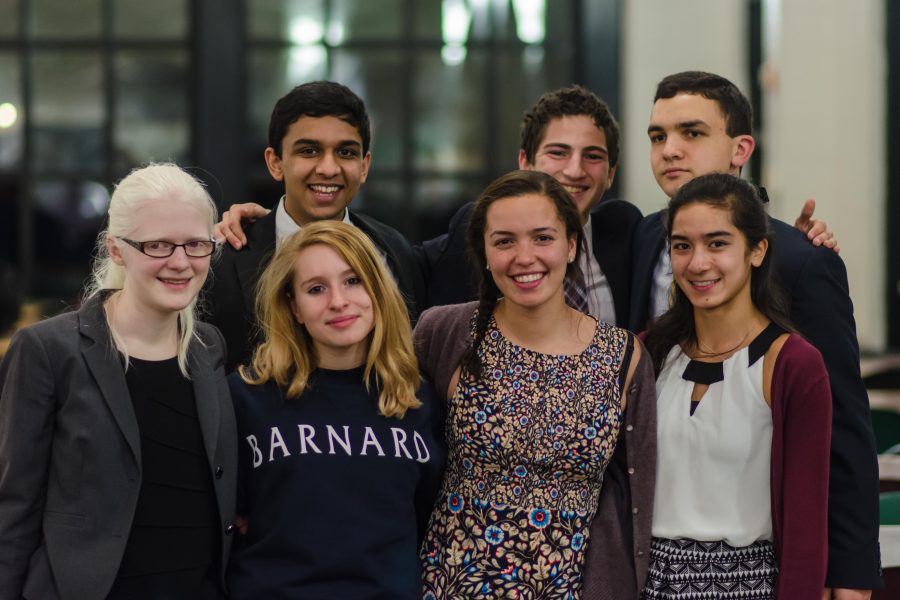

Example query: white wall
[621,0,886,351]
[621,0,748,217]
[762,0,886,351]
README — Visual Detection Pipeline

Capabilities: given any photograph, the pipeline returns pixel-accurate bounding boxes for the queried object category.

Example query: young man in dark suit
[419,86,642,325]
[220,86,642,325]
[629,71,879,600]
[205,81,425,372]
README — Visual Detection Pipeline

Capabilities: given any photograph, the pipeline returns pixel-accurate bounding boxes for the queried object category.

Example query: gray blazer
[0,294,238,600]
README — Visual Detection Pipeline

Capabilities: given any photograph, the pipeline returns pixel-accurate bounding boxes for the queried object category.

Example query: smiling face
[289,243,374,369]
[648,93,753,198]
[669,201,767,313]
[484,193,576,311]
[109,197,212,317]
[519,114,616,222]
[265,115,372,225]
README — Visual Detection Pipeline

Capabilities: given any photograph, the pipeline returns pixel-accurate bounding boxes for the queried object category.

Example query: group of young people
[0,70,880,600]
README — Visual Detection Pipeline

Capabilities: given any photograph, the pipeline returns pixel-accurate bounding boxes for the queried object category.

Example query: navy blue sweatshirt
[227,367,445,600]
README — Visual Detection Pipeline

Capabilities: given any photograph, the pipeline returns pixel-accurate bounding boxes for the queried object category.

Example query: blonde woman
[227,221,444,599]
[0,164,236,599]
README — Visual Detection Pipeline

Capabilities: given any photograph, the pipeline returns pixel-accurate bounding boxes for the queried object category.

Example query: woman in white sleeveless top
[642,174,831,599]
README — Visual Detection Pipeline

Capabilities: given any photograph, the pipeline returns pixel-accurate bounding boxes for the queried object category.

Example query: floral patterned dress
[421,314,630,599]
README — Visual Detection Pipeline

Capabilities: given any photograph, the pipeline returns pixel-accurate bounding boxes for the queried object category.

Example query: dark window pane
[330,0,403,41]
[31,51,105,173]
[414,0,441,39]
[411,177,486,242]
[416,0,514,43]
[0,0,17,37]
[496,47,575,167]
[352,176,405,231]
[246,47,328,158]
[0,53,22,169]
[114,50,190,174]
[31,0,102,38]
[357,176,485,244]
[114,0,188,38]
[413,50,487,172]
[331,49,405,169]
[33,178,109,297]
[546,0,575,42]
[248,0,325,41]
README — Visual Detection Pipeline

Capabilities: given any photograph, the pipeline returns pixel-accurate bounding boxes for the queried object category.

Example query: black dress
[107,356,221,600]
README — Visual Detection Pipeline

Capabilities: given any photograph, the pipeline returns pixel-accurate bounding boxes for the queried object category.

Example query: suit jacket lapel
[79,296,142,466]
[189,342,219,466]
[348,211,398,273]
[589,209,627,325]
[234,210,278,319]
[631,211,667,331]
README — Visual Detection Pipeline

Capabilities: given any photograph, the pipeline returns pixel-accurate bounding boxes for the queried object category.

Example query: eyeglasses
[118,237,218,258]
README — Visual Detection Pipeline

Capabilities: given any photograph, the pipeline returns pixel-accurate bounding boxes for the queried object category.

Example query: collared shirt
[273,196,390,274]
[581,215,617,325]
[274,196,353,248]
[650,245,673,320]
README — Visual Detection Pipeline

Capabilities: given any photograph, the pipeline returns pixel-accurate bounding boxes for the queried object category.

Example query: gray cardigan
[413,302,657,598]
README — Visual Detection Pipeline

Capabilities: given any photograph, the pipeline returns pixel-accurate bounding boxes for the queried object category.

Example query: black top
[228,366,446,600]
[108,356,221,600]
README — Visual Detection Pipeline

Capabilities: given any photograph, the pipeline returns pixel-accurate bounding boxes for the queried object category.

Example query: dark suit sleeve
[0,327,57,598]
[780,234,881,587]
[203,249,255,374]
[350,211,428,324]
[414,202,479,310]
[589,199,644,327]
[628,212,665,333]
[414,233,447,289]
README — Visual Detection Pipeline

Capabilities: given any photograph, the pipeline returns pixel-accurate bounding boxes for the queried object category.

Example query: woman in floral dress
[414,170,656,599]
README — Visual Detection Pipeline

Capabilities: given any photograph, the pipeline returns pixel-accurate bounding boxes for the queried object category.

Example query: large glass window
[3,0,585,303]
[4,0,191,299]
[245,0,577,242]
[0,53,23,170]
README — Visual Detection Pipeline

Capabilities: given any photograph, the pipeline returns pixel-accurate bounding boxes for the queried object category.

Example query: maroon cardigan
[769,333,832,598]
[413,302,659,598]
[646,331,832,599]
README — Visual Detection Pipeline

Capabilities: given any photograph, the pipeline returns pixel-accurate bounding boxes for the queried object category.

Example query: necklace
[694,328,753,358]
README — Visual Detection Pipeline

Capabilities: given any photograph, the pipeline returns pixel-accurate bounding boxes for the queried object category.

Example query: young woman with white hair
[0,163,237,600]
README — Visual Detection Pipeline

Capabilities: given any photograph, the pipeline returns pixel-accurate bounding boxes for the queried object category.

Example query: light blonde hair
[85,163,218,377]
[240,221,420,418]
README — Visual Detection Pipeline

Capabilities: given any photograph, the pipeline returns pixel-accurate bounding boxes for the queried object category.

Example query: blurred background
[0,0,896,354]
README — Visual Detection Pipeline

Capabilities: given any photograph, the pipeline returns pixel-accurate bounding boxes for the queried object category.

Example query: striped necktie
[564,273,590,314]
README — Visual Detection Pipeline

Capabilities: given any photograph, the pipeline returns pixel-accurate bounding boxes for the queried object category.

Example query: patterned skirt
[640,537,777,600]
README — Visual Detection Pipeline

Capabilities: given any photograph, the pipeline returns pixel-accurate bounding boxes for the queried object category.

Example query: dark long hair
[461,170,585,379]
[643,173,792,374]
